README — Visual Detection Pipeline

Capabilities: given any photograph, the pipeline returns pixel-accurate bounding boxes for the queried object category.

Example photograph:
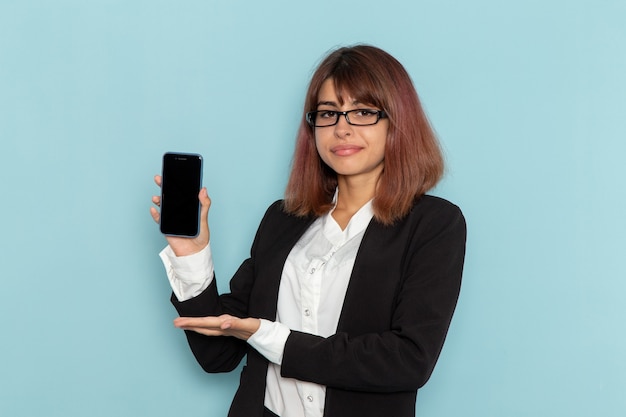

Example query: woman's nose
[333,113,352,137]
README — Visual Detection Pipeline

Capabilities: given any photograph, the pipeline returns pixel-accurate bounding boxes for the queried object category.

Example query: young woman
[150,45,466,417]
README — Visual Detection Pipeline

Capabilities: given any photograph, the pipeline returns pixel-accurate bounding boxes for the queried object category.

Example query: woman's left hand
[173,315,261,341]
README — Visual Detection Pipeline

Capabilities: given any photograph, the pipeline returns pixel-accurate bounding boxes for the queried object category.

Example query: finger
[199,187,211,211]
[219,317,242,330]
[179,327,226,337]
[150,206,160,223]
[154,174,162,187]
[198,188,211,223]
[217,317,260,336]
[174,316,223,329]
[218,318,260,341]
[184,187,212,247]
[152,195,161,206]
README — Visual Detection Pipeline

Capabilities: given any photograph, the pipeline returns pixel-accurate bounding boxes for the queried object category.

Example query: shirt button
[307,395,314,402]
[304,309,311,316]
[309,267,316,274]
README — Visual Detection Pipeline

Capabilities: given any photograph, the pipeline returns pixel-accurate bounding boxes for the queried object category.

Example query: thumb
[197,187,212,242]
[199,187,211,212]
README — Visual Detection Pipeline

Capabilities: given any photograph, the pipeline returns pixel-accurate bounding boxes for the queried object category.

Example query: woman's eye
[319,111,336,118]
[355,109,376,117]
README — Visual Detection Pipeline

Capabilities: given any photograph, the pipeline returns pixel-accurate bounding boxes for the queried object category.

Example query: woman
[150,45,466,417]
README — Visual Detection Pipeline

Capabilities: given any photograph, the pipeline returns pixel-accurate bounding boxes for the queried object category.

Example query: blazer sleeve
[169,201,282,373]
[280,199,466,392]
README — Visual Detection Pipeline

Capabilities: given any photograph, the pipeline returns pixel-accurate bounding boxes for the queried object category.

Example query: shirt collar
[322,191,374,246]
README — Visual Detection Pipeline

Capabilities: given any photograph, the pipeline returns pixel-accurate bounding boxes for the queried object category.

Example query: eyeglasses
[306,109,387,127]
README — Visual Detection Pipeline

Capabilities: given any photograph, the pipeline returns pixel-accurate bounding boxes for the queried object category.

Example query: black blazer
[171,195,466,417]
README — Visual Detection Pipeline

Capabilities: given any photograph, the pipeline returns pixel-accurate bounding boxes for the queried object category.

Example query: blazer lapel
[337,219,408,333]
[250,210,316,320]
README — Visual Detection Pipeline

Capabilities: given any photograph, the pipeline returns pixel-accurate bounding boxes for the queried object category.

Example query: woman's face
[314,79,389,184]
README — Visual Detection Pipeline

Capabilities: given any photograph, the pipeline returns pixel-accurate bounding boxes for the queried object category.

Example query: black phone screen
[159,152,203,237]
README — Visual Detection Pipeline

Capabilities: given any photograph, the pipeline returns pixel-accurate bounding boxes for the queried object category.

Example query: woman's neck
[332,175,378,230]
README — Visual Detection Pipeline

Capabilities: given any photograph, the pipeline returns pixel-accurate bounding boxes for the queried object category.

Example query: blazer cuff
[170,278,221,317]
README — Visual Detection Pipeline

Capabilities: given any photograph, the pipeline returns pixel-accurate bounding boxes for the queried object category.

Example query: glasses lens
[347,109,379,126]
[314,111,338,127]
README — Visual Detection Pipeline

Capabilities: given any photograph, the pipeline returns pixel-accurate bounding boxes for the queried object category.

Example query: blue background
[1,1,625,416]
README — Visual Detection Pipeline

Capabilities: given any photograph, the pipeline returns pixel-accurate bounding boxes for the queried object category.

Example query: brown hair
[284,45,444,225]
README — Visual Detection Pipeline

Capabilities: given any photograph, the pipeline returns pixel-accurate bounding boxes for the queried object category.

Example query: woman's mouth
[331,145,362,156]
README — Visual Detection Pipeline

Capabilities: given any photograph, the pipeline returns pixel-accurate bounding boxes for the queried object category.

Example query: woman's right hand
[150,174,212,257]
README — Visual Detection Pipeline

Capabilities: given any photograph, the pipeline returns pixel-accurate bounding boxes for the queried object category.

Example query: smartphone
[159,152,203,237]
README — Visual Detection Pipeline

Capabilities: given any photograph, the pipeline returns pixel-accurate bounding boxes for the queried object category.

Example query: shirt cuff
[247,319,291,365]
[159,243,214,302]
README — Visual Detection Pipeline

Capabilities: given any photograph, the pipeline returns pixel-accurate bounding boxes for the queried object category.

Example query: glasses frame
[305,109,387,127]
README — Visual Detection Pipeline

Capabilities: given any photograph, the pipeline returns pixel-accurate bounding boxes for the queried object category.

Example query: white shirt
[160,200,374,417]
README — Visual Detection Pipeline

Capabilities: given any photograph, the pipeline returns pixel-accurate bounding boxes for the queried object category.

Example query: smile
[331,145,363,156]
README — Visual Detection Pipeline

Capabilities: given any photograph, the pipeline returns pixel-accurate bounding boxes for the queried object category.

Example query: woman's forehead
[317,78,377,106]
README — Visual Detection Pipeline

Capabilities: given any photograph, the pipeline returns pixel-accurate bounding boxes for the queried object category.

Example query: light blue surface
[1,1,625,416]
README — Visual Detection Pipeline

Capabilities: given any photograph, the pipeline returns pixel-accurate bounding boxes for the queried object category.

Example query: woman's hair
[284,44,444,225]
